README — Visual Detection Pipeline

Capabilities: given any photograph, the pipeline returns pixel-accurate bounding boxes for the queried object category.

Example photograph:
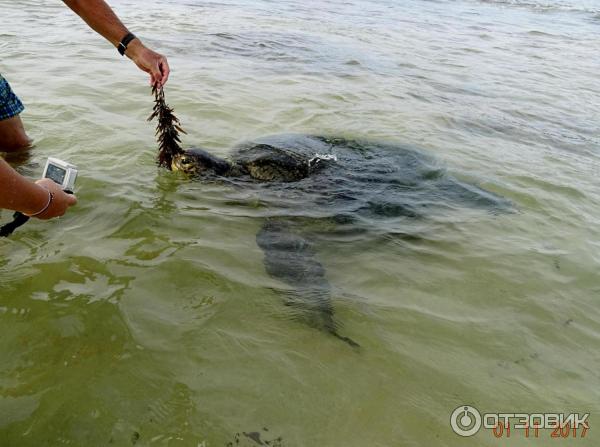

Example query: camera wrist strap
[0,212,30,237]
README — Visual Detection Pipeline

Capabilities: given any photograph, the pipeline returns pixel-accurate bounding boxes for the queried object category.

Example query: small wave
[475,0,600,14]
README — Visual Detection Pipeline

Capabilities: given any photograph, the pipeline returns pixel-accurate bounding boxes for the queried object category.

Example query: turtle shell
[232,143,311,182]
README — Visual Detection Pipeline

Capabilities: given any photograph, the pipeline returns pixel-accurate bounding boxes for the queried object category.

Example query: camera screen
[46,164,66,185]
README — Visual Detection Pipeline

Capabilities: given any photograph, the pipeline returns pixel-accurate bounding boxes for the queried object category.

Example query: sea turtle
[149,89,511,349]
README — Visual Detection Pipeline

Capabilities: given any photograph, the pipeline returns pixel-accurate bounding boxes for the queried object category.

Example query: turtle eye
[180,157,191,165]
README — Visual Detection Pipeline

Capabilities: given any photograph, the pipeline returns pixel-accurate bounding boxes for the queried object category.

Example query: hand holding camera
[0,157,79,237]
[28,158,78,220]
[31,178,77,220]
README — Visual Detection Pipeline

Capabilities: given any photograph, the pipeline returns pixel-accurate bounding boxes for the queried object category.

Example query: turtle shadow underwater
[159,134,512,348]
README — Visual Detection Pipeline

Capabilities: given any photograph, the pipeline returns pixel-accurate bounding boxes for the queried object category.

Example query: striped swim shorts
[0,74,25,121]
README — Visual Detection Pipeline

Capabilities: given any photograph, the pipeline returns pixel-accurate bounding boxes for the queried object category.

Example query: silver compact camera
[42,157,78,191]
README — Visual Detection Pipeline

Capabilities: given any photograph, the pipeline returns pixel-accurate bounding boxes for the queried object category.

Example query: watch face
[46,164,66,185]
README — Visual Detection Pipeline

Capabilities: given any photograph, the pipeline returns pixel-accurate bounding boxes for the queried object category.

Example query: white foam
[309,154,338,164]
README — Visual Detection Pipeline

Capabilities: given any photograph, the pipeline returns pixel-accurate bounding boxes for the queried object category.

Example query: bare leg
[0,115,31,153]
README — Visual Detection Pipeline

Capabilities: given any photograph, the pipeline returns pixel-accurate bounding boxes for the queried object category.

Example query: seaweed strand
[148,86,186,169]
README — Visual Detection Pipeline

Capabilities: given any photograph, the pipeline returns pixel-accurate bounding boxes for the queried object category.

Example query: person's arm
[0,159,77,220]
[62,0,170,87]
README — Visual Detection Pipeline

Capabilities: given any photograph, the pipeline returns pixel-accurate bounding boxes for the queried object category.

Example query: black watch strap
[118,32,137,56]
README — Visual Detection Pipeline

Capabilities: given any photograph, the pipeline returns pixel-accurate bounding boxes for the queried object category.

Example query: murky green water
[1,0,600,445]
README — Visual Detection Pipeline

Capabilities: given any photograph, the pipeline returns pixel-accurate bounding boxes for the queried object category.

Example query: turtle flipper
[256,219,358,348]
[332,332,360,348]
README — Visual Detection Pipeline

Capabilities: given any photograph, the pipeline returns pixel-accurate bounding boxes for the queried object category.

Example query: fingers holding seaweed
[148,54,169,87]
[126,40,170,87]
[157,56,170,87]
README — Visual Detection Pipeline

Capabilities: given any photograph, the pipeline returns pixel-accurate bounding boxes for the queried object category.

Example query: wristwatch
[118,32,137,56]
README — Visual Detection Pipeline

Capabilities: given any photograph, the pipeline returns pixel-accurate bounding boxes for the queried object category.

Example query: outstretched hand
[126,39,170,87]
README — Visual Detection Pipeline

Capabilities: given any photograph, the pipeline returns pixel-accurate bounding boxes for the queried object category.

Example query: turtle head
[171,149,231,176]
